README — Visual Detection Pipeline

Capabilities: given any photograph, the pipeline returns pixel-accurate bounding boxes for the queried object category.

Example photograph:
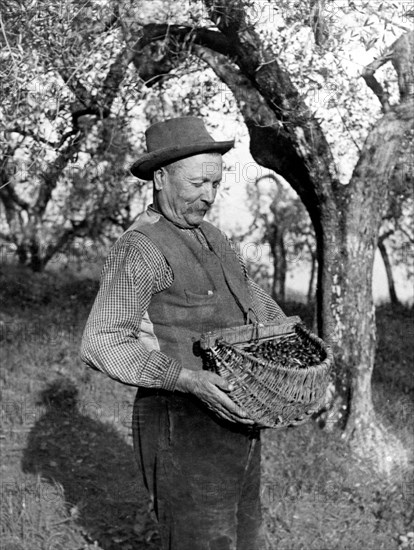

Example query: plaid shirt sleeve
[80,231,183,391]
[81,225,286,390]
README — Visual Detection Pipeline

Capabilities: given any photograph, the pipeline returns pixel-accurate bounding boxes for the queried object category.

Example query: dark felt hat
[130,117,235,180]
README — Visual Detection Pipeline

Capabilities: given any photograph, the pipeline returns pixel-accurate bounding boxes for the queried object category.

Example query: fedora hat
[130,117,235,180]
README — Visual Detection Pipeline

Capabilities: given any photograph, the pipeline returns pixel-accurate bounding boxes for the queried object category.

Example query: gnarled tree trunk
[325,101,413,450]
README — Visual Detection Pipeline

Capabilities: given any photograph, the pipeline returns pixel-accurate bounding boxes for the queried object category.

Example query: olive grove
[1,0,413,462]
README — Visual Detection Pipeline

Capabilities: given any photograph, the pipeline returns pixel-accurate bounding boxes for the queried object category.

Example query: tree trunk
[29,251,45,272]
[269,225,287,303]
[307,251,316,304]
[325,101,413,459]
[378,238,400,306]
[16,244,28,266]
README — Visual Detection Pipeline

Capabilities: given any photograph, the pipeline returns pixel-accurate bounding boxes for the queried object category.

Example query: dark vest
[128,212,252,371]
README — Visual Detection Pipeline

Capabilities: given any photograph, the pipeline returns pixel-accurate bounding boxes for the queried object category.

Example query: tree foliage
[0,0,147,270]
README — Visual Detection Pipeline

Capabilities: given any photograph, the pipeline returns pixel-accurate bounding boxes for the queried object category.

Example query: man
[81,117,286,549]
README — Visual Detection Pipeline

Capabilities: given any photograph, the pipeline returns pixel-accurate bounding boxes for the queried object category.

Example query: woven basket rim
[216,322,334,374]
[220,341,332,374]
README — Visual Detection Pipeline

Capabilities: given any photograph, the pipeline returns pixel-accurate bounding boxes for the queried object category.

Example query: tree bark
[29,239,45,273]
[16,244,28,266]
[378,237,400,307]
[307,250,316,304]
[328,101,413,448]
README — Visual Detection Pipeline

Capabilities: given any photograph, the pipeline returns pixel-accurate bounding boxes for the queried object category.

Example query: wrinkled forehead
[173,152,223,178]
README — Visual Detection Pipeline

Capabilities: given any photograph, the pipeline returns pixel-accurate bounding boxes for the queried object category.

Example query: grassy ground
[1,266,413,550]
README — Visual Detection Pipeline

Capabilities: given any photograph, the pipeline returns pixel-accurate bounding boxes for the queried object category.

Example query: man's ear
[153,167,167,191]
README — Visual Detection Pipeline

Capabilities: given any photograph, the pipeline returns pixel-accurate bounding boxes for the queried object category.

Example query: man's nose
[201,183,215,205]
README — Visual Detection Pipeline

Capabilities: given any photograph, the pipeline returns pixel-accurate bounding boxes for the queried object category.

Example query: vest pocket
[184,289,218,305]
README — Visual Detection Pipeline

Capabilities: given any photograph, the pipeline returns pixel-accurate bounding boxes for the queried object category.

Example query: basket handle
[246,308,262,344]
[246,307,259,325]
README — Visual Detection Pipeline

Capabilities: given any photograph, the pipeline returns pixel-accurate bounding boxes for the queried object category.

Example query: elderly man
[81,117,286,549]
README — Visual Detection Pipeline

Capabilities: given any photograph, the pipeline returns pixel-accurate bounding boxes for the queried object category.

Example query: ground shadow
[21,379,161,550]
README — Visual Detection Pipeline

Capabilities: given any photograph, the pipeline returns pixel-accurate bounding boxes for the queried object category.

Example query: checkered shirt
[81,226,286,391]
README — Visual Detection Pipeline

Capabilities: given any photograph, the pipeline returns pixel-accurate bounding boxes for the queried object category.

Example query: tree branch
[365,6,413,33]
[202,0,340,195]
[35,46,134,217]
[361,48,393,113]
[42,219,90,266]
[195,43,326,228]
[397,225,414,244]
[131,24,332,227]
[1,182,30,210]
[137,9,340,204]
[137,23,237,58]
[362,31,414,111]
[309,0,329,46]
[0,230,12,242]
[9,127,58,148]
[378,229,394,243]
[0,147,30,210]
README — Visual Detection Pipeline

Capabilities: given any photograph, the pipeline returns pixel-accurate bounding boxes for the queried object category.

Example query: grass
[0,265,413,550]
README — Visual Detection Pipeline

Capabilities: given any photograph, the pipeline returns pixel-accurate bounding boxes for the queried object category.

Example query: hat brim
[130,140,235,180]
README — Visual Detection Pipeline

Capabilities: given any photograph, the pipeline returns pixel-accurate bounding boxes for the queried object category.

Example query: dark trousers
[132,388,265,550]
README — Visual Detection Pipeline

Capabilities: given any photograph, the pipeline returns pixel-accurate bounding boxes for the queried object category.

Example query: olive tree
[128,1,413,459]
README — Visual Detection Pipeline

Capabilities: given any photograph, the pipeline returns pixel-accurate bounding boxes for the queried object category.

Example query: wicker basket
[200,316,333,429]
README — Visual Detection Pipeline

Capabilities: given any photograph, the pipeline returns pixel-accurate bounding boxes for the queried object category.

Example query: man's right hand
[175,369,255,425]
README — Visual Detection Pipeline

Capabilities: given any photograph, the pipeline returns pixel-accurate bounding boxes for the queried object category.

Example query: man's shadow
[21,379,161,550]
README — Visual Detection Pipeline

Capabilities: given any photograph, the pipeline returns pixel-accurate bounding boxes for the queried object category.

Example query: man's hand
[175,369,255,425]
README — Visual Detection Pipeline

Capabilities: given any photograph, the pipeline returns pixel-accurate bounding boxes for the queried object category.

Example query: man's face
[154,153,223,228]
